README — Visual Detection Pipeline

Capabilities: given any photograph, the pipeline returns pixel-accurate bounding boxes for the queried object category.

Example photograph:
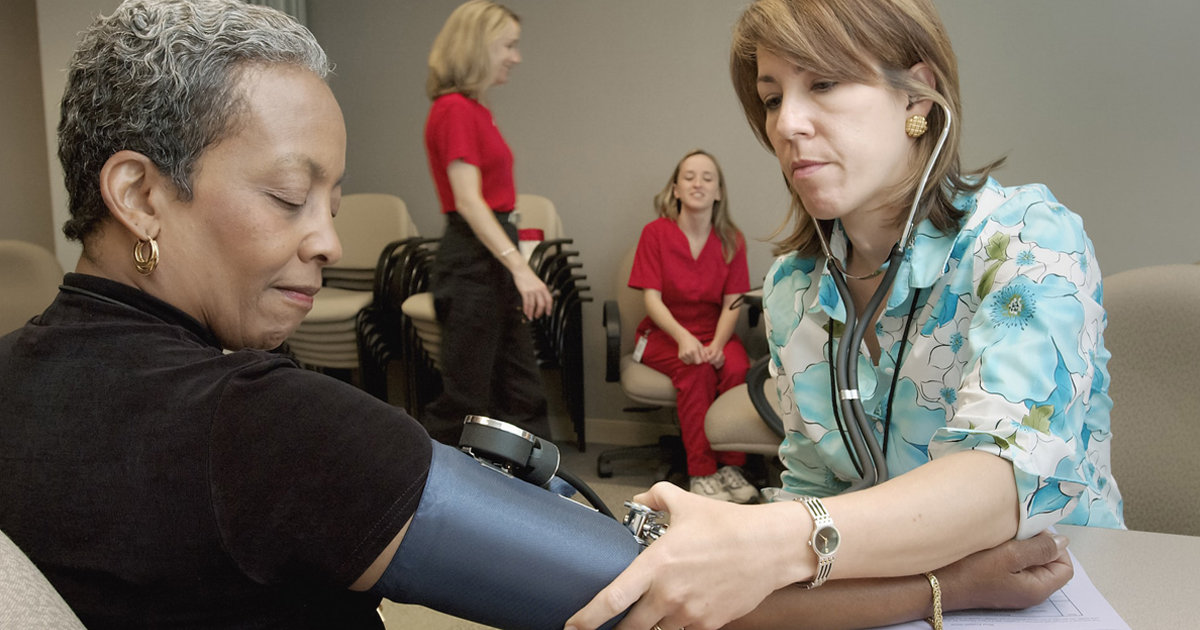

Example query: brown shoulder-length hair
[426,0,519,101]
[654,149,742,263]
[730,0,1002,257]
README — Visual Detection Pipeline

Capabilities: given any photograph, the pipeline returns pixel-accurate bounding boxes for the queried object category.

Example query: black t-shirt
[0,273,431,629]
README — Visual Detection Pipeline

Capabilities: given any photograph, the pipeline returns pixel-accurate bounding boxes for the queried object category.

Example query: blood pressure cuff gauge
[368,438,643,630]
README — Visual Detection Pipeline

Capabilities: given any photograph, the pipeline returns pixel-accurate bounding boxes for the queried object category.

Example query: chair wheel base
[595,435,686,483]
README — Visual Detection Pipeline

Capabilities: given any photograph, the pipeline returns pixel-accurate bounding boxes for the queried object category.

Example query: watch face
[813,525,840,555]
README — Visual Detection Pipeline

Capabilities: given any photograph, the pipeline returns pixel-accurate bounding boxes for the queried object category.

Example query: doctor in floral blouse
[567,1,1120,630]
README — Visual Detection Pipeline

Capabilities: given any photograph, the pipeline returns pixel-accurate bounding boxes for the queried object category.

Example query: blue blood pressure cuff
[369,441,640,630]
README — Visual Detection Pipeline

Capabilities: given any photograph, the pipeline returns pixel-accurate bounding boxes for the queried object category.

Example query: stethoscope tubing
[816,105,953,491]
[831,244,905,492]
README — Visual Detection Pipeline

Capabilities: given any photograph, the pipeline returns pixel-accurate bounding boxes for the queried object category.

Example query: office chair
[1103,263,1200,536]
[597,246,686,480]
[0,527,87,629]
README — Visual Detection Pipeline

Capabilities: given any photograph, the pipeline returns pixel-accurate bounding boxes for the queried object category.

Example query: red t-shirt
[424,93,517,214]
[628,217,751,339]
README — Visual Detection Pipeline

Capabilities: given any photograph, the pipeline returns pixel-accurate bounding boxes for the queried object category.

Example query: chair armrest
[745,356,785,438]
[603,299,621,383]
[731,288,764,328]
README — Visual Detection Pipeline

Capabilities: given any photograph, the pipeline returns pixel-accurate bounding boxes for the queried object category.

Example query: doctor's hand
[938,530,1074,612]
[676,333,707,365]
[565,482,799,630]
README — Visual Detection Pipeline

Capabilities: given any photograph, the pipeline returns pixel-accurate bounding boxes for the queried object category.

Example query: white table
[1056,524,1200,628]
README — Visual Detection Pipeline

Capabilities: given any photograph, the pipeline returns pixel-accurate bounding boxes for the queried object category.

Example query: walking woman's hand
[512,266,553,320]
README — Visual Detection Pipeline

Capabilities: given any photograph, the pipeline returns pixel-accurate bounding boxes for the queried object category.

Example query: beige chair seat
[401,292,442,369]
[286,327,358,345]
[706,382,782,456]
[303,288,373,324]
[618,356,676,407]
[292,316,360,335]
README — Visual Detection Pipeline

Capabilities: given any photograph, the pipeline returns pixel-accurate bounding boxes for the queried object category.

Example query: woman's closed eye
[270,193,306,209]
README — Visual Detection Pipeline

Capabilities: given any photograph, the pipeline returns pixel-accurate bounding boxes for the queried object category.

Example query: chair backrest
[0,528,87,629]
[1104,263,1200,536]
[0,240,64,336]
[331,194,418,269]
[614,246,646,357]
[514,194,564,240]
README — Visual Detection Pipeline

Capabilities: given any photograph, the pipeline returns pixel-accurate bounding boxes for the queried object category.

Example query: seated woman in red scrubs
[628,150,756,503]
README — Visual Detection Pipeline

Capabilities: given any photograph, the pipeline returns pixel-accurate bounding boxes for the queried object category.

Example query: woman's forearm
[643,289,691,343]
[722,575,931,630]
[827,450,1019,579]
[709,293,741,349]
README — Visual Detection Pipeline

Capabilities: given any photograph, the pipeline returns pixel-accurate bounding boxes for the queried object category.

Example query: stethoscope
[811,104,952,492]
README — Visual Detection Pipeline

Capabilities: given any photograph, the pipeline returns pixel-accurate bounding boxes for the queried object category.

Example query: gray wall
[0,0,54,249]
[308,0,1200,427]
[10,1,1200,428]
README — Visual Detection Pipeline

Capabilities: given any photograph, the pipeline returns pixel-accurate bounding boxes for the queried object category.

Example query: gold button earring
[905,115,928,138]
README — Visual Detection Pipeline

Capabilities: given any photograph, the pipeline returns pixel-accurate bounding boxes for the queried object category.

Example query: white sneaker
[717,466,759,504]
[689,473,734,501]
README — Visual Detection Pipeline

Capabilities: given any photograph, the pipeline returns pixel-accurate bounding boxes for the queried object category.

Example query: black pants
[422,212,550,445]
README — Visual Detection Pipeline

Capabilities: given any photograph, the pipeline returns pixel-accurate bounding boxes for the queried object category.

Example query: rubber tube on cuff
[369,442,640,630]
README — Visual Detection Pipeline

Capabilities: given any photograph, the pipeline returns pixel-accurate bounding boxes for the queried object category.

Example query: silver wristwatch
[797,497,840,588]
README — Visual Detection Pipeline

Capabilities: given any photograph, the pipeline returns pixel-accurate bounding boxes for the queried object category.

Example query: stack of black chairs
[528,238,593,449]
[356,236,592,449]
[356,236,440,410]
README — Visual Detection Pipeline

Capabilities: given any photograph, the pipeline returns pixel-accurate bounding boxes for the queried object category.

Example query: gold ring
[652,626,663,630]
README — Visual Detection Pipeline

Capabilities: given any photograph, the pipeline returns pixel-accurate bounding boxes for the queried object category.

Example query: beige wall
[308,0,1200,427]
[35,0,119,272]
[0,0,54,249]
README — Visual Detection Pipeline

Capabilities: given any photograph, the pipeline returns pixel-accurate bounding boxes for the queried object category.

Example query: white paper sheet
[871,549,1131,630]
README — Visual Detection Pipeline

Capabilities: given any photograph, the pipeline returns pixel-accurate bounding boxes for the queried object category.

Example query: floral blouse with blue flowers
[763,177,1123,537]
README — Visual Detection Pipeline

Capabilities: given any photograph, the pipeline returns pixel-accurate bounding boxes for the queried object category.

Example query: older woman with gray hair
[0,2,638,628]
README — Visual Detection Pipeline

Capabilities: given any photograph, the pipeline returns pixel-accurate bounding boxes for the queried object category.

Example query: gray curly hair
[58,0,331,243]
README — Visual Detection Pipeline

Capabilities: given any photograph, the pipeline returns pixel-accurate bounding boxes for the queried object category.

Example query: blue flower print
[949,332,964,353]
[765,256,815,351]
[989,283,1037,330]
[767,178,1120,535]
[971,274,1088,403]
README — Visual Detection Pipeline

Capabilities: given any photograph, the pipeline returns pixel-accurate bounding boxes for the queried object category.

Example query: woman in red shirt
[423,0,553,445]
[629,150,756,502]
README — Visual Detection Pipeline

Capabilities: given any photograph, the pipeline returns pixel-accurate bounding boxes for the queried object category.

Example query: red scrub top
[628,217,750,340]
[424,93,517,214]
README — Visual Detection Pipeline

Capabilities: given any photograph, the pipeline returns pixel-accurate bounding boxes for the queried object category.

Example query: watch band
[797,497,838,588]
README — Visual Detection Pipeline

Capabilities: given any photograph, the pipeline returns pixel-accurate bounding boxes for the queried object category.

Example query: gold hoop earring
[905,115,928,138]
[134,237,159,275]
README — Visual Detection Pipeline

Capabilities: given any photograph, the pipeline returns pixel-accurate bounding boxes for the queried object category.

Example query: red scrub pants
[639,330,750,477]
